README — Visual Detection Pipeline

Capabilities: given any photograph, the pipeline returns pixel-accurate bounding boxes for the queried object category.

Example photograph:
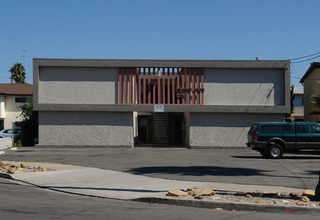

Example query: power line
[289,51,320,61]
[292,54,320,64]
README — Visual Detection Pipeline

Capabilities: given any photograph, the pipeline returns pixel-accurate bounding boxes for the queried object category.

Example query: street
[1,147,319,189]
[0,178,318,220]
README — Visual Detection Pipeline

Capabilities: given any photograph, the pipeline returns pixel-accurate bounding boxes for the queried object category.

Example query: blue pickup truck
[247,122,320,159]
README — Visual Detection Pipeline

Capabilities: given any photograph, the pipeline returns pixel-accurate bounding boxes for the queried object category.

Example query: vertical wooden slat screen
[201,68,204,104]
[123,68,127,104]
[119,67,204,105]
[152,68,156,104]
[191,69,195,104]
[172,68,175,104]
[196,69,200,104]
[162,68,166,104]
[129,68,132,104]
[147,68,151,104]
[186,68,190,104]
[157,69,161,104]
[119,69,122,104]
[134,68,137,104]
[167,68,171,104]
[138,68,141,104]
[143,68,146,104]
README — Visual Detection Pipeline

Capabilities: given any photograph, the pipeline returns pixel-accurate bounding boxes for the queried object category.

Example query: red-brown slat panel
[162,68,166,104]
[191,69,195,104]
[181,68,185,104]
[152,68,156,104]
[201,68,204,104]
[123,68,127,104]
[177,69,180,104]
[143,68,146,104]
[186,68,190,104]
[172,68,175,104]
[134,68,137,104]
[138,68,141,104]
[196,69,200,104]
[119,68,122,104]
[157,68,161,104]
[129,68,132,104]
[167,68,171,104]
[148,68,151,104]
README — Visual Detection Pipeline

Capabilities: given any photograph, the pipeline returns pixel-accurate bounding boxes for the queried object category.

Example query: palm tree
[9,62,26,83]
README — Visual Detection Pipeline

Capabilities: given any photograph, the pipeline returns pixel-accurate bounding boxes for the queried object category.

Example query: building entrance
[136,112,186,147]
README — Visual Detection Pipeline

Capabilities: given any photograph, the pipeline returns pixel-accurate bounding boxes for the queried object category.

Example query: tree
[18,98,33,121]
[17,97,38,146]
[9,62,26,83]
[285,85,295,121]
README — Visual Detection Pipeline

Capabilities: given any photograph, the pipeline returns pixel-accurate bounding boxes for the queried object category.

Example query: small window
[15,97,29,103]
[260,124,292,133]
[4,129,13,134]
[310,125,320,133]
[297,125,305,133]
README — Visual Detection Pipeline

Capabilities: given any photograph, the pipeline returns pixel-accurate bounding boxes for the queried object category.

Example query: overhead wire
[288,51,320,61]
[292,54,320,64]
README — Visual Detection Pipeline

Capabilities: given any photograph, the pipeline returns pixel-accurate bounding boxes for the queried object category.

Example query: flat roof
[33,58,290,69]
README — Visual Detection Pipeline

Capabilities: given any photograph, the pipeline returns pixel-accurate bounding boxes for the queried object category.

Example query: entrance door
[136,112,185,146]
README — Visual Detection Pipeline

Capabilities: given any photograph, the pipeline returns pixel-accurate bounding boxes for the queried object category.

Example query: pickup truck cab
[247,122,320,159]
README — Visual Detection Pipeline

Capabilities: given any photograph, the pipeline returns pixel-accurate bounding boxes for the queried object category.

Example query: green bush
[13,139,23,147]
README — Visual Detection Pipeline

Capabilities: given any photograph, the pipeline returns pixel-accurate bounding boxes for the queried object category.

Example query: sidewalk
[1,161,320,214]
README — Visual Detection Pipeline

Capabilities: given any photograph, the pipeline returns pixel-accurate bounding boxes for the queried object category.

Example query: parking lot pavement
[1,147,319,190]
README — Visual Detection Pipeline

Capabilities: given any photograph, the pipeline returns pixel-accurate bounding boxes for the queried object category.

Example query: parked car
[247,122,320,159]
[0,129,21,139]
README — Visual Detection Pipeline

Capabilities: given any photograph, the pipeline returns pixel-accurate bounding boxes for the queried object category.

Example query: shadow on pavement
[126,166,271,177]
[231,155,320,160]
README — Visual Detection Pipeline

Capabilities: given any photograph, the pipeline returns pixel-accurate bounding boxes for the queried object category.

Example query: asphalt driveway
[1,147,319,190]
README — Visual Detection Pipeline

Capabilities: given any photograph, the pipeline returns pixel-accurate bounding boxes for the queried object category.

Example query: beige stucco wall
[0,96,5,119]
[303,68,320,122]
[39,111,133,147]
[38,67,118,104]
[3,96,31,129]
[189,113,284,147]
[204,68,285,106]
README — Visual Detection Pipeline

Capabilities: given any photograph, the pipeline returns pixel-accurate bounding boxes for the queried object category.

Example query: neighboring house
[292,87,304,121]
[300,62,320,122]
[0,84,33,130]
[33,59,290,148]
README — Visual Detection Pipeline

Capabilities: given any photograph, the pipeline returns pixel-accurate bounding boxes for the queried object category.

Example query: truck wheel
[267,144,283,159]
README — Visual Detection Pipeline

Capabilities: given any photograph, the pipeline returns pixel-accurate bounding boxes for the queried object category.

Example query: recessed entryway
[134,112,187,147]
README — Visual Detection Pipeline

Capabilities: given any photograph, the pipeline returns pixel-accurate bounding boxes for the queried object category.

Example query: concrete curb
[1,172,319,215]
[1,162,320,215]
[133,197,320,215]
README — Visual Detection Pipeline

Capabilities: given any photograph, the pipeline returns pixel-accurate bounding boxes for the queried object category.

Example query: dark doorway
[137,113,185,146]
[0,120,3,130]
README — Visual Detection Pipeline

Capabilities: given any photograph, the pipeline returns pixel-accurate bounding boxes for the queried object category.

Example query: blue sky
[1,0,319,86]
